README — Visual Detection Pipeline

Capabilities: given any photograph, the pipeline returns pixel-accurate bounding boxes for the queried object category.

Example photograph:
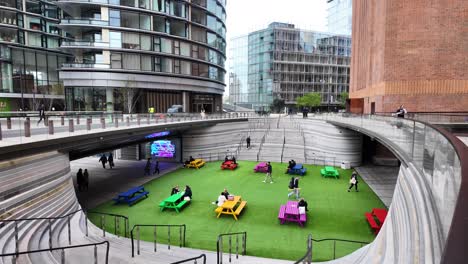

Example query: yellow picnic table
[187,159,206,169]
[214,196,247,220]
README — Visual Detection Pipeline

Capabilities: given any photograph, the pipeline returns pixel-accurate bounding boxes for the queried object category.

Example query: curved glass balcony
[60,18,109,26]
[61,41,110,47]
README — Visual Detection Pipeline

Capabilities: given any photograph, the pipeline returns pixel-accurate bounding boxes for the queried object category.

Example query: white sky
[224,0,329,96]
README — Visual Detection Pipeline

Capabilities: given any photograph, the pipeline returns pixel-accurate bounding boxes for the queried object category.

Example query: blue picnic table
[288,164,307,176]
[113,186,149,206]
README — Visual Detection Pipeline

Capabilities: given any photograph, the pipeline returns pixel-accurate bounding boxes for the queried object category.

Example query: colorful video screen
[151,140,175,158]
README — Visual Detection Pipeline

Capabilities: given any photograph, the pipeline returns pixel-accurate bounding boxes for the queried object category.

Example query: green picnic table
[320,166,339,179]
[159,192,190,212]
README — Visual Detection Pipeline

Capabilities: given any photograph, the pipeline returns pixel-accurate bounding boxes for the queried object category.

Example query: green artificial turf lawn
[89,161,386,261]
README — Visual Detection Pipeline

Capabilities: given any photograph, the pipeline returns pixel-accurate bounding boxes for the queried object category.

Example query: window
[174,40,180,55]
[192,45,198,58]
[139,0,149,9]
[181,60,190,75]
[180,42,190,57]
[174,59,180,74]
[153,15,166,32]
[141,35,151,50]
[28,32,42,47]
[109,31,121,48]
[191,25,206,43]
[160,38,172,53]
[141,55,152,71]
[170,20,187,38]
[123,53,140,70]
[191,62,199,76]
[47,37,59,48]
[170,1,186,18]
[122,32,140,49]
[109,10,120,26]
[153,37,161,51]
[140,14,151,30]
[26,1,41,14]
[191,7,206,25]
[199,63,208,77]
[162,57,172,73]
[154,57,162,71]
[111,53,122,68]
[207,32,217,47]
[152,0,164,12]
[207,15,216,31]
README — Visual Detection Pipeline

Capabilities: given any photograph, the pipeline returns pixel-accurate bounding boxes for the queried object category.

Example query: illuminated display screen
[151,140,175,158]
[145,131,170,139]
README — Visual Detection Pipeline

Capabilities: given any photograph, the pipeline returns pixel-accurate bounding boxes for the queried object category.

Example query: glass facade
[58,0,226,113]
[327,0,352,35]
[229,23,351,111]
[0,0,70,111]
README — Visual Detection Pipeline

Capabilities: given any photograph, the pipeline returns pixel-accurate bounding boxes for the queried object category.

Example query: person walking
[108,153,114,169]
[76,168,84,192]
[98,154,107,169]
[394,105,407,118]
[144,158,151,176]
[348,172,359,192]
[263,162,274,183]
[37,103,46,125]
[83,169,89,191]
[153,160,160,175]
[246,136,251,149]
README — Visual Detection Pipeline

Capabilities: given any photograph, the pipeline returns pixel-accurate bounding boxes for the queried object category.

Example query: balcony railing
[61,63,110,69]
[61,18,109,26]
[61,41,110,47]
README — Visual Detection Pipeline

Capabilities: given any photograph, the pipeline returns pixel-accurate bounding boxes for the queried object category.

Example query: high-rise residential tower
[326,0,352,36]
[0,0,71,111]
[57,0,227,113]
[350,0,468,113]
[229,22,351,111]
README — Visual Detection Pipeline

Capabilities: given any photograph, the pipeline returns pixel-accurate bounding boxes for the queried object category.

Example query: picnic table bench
[221,160,238,170]
[159,191,190,213]
[365,208,388,234]
[288,164,307,176]
[278,201,307,227]
[254,162,268,173]
[187,159,206,169]
[112,186,149,206]
[214,196,247,220]
[320,166,339,179]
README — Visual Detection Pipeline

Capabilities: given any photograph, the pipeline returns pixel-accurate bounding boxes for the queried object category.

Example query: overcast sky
[224,0,329,95]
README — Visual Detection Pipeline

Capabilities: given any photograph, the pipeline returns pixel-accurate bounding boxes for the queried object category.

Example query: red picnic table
[278,201,307,227]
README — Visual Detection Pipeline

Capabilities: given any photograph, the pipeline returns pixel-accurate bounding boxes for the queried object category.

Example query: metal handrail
[170,254,207,264]
[0,241,110,264]
[294,234,312,264]
[130,224,186,257]
[87,211,129,238]
[217,232,247,264]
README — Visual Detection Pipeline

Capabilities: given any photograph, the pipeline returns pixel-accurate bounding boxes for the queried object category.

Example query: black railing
[0,241,110,264]
[216,232,247,264]
[87,211,129,238]
[256,135,266,161]
[170,254,207,264]
[294,234,312,264]
[280,128,286,163]
[130,224,186,257]
[0,209,85,254]
[295,234,371,262]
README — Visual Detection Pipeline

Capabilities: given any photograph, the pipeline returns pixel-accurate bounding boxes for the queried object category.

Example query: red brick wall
[350,0,468,113]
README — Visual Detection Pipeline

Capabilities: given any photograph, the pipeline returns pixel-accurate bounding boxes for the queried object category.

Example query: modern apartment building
[229,22,351,111]
[326,0,352,36]
[350,0,468,113]
[0,0,71,111]
[58,0,227,113]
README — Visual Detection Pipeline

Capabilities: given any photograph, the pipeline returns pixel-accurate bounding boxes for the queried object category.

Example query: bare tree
[121,77,142,114]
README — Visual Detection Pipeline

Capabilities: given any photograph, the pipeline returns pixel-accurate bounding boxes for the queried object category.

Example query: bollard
[126,116,130,126]
[69,119,74,132]
[101,117,106,129]
[147,114,150,124]
[111,114,114,123]
[61,116,64,126]
[76,115,80,125]
[115,117,119,128]
[7,117,11,129]
[137,115,141,126]
[0,122,2,140]
[121,114,124,122]
[87,117,92,130]
[48,120,54,135]
[44,116,48,127]
[24,118,31,137]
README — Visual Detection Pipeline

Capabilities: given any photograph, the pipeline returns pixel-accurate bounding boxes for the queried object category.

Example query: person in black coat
[182,185,192,200]
[83,169,89,191]
[348,172,359,192]
[98,154,107,169]
[171,185,179,195]
[108,153,114,169]
[297,198,308,212]
[246,136,251,149]
[76,168,84,192]
[153,160,160,175]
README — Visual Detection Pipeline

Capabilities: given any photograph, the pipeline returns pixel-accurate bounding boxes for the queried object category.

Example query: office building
[0,0,71,111]
[326,0,352,35]
[350,0,468,113]
[229,22,351,111]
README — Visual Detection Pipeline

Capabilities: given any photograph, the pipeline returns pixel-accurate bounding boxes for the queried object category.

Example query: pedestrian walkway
[70,157,180,209]
[355,165,399,207]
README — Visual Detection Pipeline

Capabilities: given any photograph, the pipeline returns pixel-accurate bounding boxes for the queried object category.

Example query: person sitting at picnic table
[225,156,229,162]
[182,185,192,200]
[291,159,296,168]
[286,160,294,173]
[222,188,230,199]
[212,192,227,206]
[171,185,180,195]
[232,157,236,164]
[297,198,308,213]
[189,156,195,162]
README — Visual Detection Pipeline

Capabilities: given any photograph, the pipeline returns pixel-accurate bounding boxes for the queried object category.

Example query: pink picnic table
[254,162,268,173]
[278,201,307,227]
